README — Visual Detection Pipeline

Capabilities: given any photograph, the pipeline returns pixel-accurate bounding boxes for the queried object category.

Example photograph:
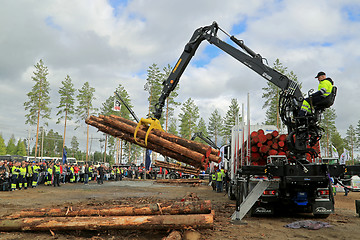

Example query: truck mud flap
[312,201,334,215]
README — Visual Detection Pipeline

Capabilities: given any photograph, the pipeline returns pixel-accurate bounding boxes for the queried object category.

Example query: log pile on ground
[154,160,200,175]
[86,115,220,170]
[155,179,204,184]
[243,129,288,165]
[1,201,213,231]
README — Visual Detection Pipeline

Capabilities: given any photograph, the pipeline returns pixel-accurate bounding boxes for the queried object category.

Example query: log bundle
[154,160,200,175]
[1,201,213,231]
[242,129,321,165]
[86,115,221,170]
[243,129,288,165]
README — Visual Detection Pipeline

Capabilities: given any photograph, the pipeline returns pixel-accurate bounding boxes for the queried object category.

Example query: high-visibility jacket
[33,165,40,173]
[211,173,216,181]
[216,171,223,181]
[12,166,20,176]
[27,165,33,176]
[47,167,53,175]
[54,165,61,174]
[318,79,333,97]
[19,167,27,176]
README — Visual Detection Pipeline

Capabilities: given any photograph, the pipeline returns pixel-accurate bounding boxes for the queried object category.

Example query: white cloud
[0,0,359,153]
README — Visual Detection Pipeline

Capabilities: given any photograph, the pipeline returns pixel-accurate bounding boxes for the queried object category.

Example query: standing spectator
[97,164,104,184]
[11,161,20,191]
[80,164,85,183]
[18,162,28,190]
[32,162,40,188]
[53,162,61,187]
[84,164,89,185]
[216,169,223,193]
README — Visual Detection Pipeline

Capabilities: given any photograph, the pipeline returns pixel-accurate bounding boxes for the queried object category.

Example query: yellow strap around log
[134,118,164,146]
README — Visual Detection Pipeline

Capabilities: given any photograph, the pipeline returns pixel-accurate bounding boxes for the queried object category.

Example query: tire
[228,184,236,200]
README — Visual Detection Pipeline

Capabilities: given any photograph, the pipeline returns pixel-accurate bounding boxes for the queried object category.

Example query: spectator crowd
[0,160,160,191]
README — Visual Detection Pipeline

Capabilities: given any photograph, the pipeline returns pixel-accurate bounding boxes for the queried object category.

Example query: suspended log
[108,115,215,158]
[0,214,213,231]
[85,118,204,169]
[100,116,205,164]
[8,200,211,219]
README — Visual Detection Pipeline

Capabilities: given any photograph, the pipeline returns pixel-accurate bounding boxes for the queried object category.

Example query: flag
[331,145,339,158]
[114,99,121,111]
[339,149,348,165]
[62,148,67,164]
[145,149,152,170]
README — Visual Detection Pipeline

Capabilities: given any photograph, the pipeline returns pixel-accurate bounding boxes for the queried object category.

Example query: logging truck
[131,21,360,218]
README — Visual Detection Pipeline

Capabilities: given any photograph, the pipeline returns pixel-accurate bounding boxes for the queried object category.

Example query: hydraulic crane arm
[153,21,303,120]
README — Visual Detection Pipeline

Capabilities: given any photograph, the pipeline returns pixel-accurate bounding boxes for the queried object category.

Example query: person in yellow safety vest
[116,167,120,181]
[26,162,33,188]
[120,168,124,181]
[46,164,53,186]
[53,162,61,187]
[216,169,223,193]
[70,165,75,183]
[211,171,217,191]
[32,162,40,188]
[89,166,93,181]
[11,162,21,191]
[299,71,334,116]
[18,162,27,190]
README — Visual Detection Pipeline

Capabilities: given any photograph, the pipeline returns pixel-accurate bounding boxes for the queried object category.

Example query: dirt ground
[1,180,360,240]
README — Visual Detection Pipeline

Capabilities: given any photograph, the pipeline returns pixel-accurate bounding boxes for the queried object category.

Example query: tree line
[9,58,358,165]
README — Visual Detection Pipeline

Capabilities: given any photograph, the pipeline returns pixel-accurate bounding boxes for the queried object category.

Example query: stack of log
[243,129,288,165]
[154,160,200,175]
[86,115,221,170]
[155,179,204,184]
[1,201,213,231]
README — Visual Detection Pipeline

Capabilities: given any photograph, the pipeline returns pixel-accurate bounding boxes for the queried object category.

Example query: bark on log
[154,160,200,175]
[0,214,213,231]
[108,115,215,158]
[100,116,205,164]
[155,179,204,184]
[86,118,204,169]
[8,200,211,219]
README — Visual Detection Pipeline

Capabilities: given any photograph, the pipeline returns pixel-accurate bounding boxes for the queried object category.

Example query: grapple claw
[134,118,163,146]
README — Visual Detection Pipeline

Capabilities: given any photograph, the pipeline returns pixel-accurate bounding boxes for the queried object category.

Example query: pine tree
[6,135,17,155]
[16,139,27,156]
[57,75,76,156]
[70,136,79,158]
[144,64,163,120]
[345,125,356,164]
[162,64,180,131]
[101,84,133,163]
[24,59,51,159]
[356,119,360,150]
[0,135,6,155]
[76,82,97,162]
[178,98,199,139]
[195,118,209,145]
[222,98,241,144]
[168,118,178,135]
[319,107,337,157]
[208,109,223,146]
[262,59,300,127]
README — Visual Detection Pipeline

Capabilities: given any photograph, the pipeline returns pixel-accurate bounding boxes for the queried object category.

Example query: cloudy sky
[1,0,359,154]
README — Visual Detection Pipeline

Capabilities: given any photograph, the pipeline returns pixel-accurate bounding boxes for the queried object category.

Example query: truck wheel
[228,185,236,200]
[169,173,177,179]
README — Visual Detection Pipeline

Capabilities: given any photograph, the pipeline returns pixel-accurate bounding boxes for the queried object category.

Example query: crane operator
[299,71,334,116]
